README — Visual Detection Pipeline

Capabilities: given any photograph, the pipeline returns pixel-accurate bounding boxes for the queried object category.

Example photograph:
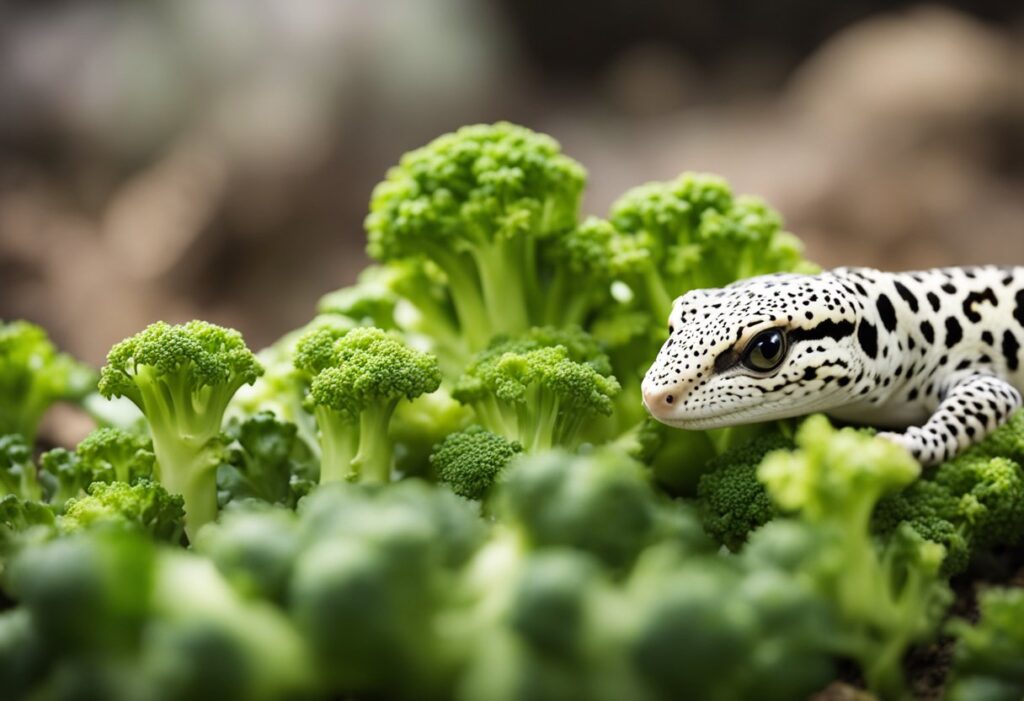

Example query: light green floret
[0,320,95,445]
[366,122,587,349]
[453,329,620,452]
[59,479,185,544]
[98,321,263,538]
[294,326,441,484]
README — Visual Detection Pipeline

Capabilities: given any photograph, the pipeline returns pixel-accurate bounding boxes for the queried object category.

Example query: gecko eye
[742,329,787,372]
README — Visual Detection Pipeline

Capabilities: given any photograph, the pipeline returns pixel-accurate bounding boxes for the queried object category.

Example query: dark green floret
[98,320,264,538]
[696,431,793,549]
[294,326,441,484]
[430,425,522,500]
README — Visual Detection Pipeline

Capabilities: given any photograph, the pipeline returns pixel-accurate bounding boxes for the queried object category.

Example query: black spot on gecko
[1015,289,1024,328]
[962,288,997,322]
[920,321,935,344]
[1003,330,1020,372]
[941,283,956,294]
[926,292,941,312]
[944,317,963,348]
[876,294,897,332]
[789,319,855,343]
[894,281,918,312]
[982,331,995,346]
[857,321,878,359]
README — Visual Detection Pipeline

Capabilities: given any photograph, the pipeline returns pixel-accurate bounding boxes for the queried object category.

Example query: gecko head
[641,274,863,429]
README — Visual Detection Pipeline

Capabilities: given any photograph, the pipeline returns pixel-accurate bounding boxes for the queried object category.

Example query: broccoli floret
[294,326,441,483]
[696,432,794,549]
[194,505,300,603]
[35,428,156,513]
[946,587,1024,701]
[0,320,95,445]
[76,427,156,485]
[366,122,586,349]
[873,447,1024,575]
[98,321,264,538]
[289,481,486,699]
[217,412,316,508]
[389,386,474,478]
[59,479,185,544]
[453,330,620,452]
[0,434,43,502]
[495,448,708,571]
[430,425,522,500]
[758,415,951,699]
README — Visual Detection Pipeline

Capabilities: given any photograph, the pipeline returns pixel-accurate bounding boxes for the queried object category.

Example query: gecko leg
[877,374,1022,466]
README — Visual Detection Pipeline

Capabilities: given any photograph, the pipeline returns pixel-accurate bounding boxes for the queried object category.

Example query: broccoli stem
[350,401,399,484]
[518,388,559,452]
[542,271,593,327]
[472,241,530,337]
[429,248,493,350]
[149,434,219,540]
[317,408,359,484]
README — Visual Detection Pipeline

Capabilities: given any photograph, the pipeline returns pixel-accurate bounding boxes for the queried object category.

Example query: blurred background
[1,0,1023,365]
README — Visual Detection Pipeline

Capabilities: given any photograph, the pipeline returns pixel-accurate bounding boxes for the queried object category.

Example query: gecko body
[641,266,1024,465]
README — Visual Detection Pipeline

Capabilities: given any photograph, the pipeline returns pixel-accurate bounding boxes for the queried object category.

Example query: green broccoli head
[0,434,42,502]
[0,320,95,445]
[934,455,1024,548]
[453,330,620,452]
[59,479,185,544]
[36,428,156,513]
[366,122,587,345]
[296,326,441,484]
[696,432,794,550]
[539,217,618,327]
[290,480,486,698]
[430,425,522,501]
[495,449,706,571]
[99,321,264,538]
[76,427,156,485]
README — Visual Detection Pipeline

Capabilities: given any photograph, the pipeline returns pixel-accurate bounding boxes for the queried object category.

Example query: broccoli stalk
[366,122,586,349]
[0,321,95,445]
[98,321,263,538]
[452,329,621,452]
[294,326,441,484]
[758,416,952,699]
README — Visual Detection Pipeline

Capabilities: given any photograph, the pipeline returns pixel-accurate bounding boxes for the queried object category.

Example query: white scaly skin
[642,266,1024,465]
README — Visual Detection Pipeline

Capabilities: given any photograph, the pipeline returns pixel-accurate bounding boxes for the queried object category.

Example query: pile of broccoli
[0,123,1021,701]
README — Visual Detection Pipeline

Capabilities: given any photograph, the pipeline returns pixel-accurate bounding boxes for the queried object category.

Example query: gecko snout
[641,381,683,420]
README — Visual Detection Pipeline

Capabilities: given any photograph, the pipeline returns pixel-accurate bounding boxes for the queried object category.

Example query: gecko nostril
[665,395,674,404]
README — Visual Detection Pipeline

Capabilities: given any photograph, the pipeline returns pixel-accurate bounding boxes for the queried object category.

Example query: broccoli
[389,386,474,478]
[294,326,441,483]
[0,320,95,445]
[98,321,264,537]
[758,415,952,699]
[430,425,523,500]
[453,329,620,452]
[873,436,1024,575]
[217,412,316,508]
[288,481,486,699]
[366,122,587,349]
[59,479,185,544]
[539,216,618,328]
[495,448,710,571]
[34,428,157,514]
[5,530,314,701]
[0,434,43,502]
[945,587,1024,701]
[696,431,794,549]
